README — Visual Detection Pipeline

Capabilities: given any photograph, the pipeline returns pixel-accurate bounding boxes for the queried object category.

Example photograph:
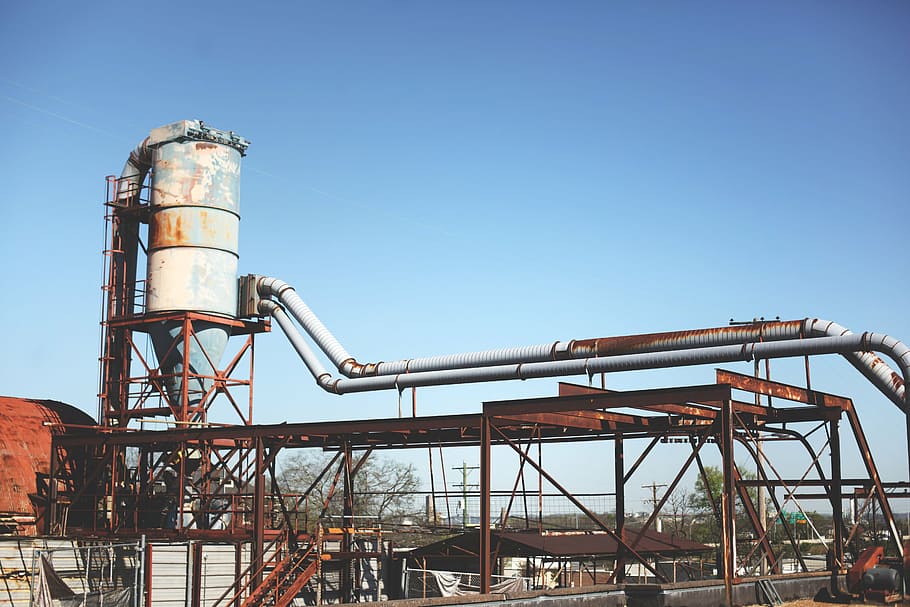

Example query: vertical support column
[145,542,154,607]
[846,404,903,557]
[479,414,492,594]
[181,316,192,421]
[720,399,736,607]
[342,441,353,603]
[249,334,256,424]
[48,437,59,535]
[830,414,845,571]
[190,542,203,607]
[251,437,265,588]
[234,544,242,607]
[177,443,187,531]
[614,431,625,583]
[109,444,120,531]
[906,407,910,522]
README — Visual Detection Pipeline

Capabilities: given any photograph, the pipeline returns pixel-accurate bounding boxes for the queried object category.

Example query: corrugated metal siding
[200,544,246,607]
[148,541,251,607]
[0,538,86,607]
[149,543,189,607]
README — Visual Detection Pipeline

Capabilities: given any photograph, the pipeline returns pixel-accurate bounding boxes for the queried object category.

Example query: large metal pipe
[258,300,332,385]
[259,297,909,401]
[117,138,152,203]
[259,277,806,376]
[805,319,907,409]
[258,277,908,408]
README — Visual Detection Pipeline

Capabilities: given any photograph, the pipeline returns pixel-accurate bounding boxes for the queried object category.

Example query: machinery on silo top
[846,546,907,603]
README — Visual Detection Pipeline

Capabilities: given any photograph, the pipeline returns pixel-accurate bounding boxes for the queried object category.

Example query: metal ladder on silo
[757,578,783,606]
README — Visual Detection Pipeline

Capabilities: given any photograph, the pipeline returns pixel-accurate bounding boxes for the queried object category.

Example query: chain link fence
[30,540,144,607]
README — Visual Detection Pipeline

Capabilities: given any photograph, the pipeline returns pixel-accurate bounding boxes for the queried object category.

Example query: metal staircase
[241,542,320,607]
[756,578,783,606]
[212,533,319,607]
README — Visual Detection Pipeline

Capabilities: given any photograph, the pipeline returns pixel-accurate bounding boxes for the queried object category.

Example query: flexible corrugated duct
[118,138,152,202]
[258,276,908,409]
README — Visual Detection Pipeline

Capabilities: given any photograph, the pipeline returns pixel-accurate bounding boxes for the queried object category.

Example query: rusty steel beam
[54,414,484,447]
[558,381,771,418]
[736,478,910,488]
[615,430,625,583]
[558,382,722,416]
[494,412,614,431]
[731,462,780,574]
[830,416,846,569]
[485,384,733,417]
[106,310,268,336]
[493,410,713,433]
[490,422,669,583]
[717,369,850,409]
[251,437,265,588]
[495,432,535,564]
[624,434,664,484]
[844,403,903,557]
[610,431,714,584]
[480,415,492,594]
[720,398,736,606]
[765,407,842,424]
[735,434,806,574]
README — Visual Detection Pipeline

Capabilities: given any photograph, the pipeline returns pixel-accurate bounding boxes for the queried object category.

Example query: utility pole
[642,482,667,531]
[453,462,479,528]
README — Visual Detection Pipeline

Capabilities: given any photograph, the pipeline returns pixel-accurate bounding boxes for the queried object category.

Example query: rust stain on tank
[149,208,237,250]
[150,211,188,248]
[174,213,185,243]
[199,209,216,241]
[195,142,218,151]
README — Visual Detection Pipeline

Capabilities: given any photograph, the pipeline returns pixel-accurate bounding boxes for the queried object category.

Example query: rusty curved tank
[0,396,95,534]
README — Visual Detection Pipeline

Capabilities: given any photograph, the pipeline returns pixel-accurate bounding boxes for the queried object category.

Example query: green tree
[688,466,723,543]
[689,466,724,517]
[687,465,765,544]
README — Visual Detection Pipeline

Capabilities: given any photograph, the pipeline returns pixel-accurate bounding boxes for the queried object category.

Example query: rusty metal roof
[498,529,712,557]
[0,397,95,517]
[409,528,712,559]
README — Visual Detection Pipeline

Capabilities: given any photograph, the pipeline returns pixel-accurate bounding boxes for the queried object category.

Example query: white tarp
[33,554,132,607]
[430,571,526,597]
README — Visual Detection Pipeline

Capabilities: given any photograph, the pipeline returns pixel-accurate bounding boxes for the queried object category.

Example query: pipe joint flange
[552,341,572,360]
[740,343,753,361]
[340,358,360,377]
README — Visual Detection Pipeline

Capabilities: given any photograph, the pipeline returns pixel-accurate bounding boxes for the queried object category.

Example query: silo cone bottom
[149,320,230,420]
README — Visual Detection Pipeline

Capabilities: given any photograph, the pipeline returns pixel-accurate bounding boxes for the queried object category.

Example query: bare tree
[279,450,421,528]
[663,488,692,538]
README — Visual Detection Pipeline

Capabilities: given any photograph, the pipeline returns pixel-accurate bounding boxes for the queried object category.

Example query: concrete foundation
[371,572,832,607]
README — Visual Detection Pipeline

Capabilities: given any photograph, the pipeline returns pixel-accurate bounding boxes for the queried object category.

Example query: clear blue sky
[1,2,908,510]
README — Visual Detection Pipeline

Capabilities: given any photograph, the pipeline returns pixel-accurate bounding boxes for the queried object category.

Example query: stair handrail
[251,543,318,607]
[210,531,292,607]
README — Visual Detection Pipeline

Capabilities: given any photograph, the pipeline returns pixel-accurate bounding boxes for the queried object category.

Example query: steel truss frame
[52,369,904,606]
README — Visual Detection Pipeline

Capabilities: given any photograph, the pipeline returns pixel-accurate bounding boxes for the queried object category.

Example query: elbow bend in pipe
[803,318,908,408]
[257,276,294,298]
[341,359,383,377]
[118,137,152,202]
[317,374,340,394]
